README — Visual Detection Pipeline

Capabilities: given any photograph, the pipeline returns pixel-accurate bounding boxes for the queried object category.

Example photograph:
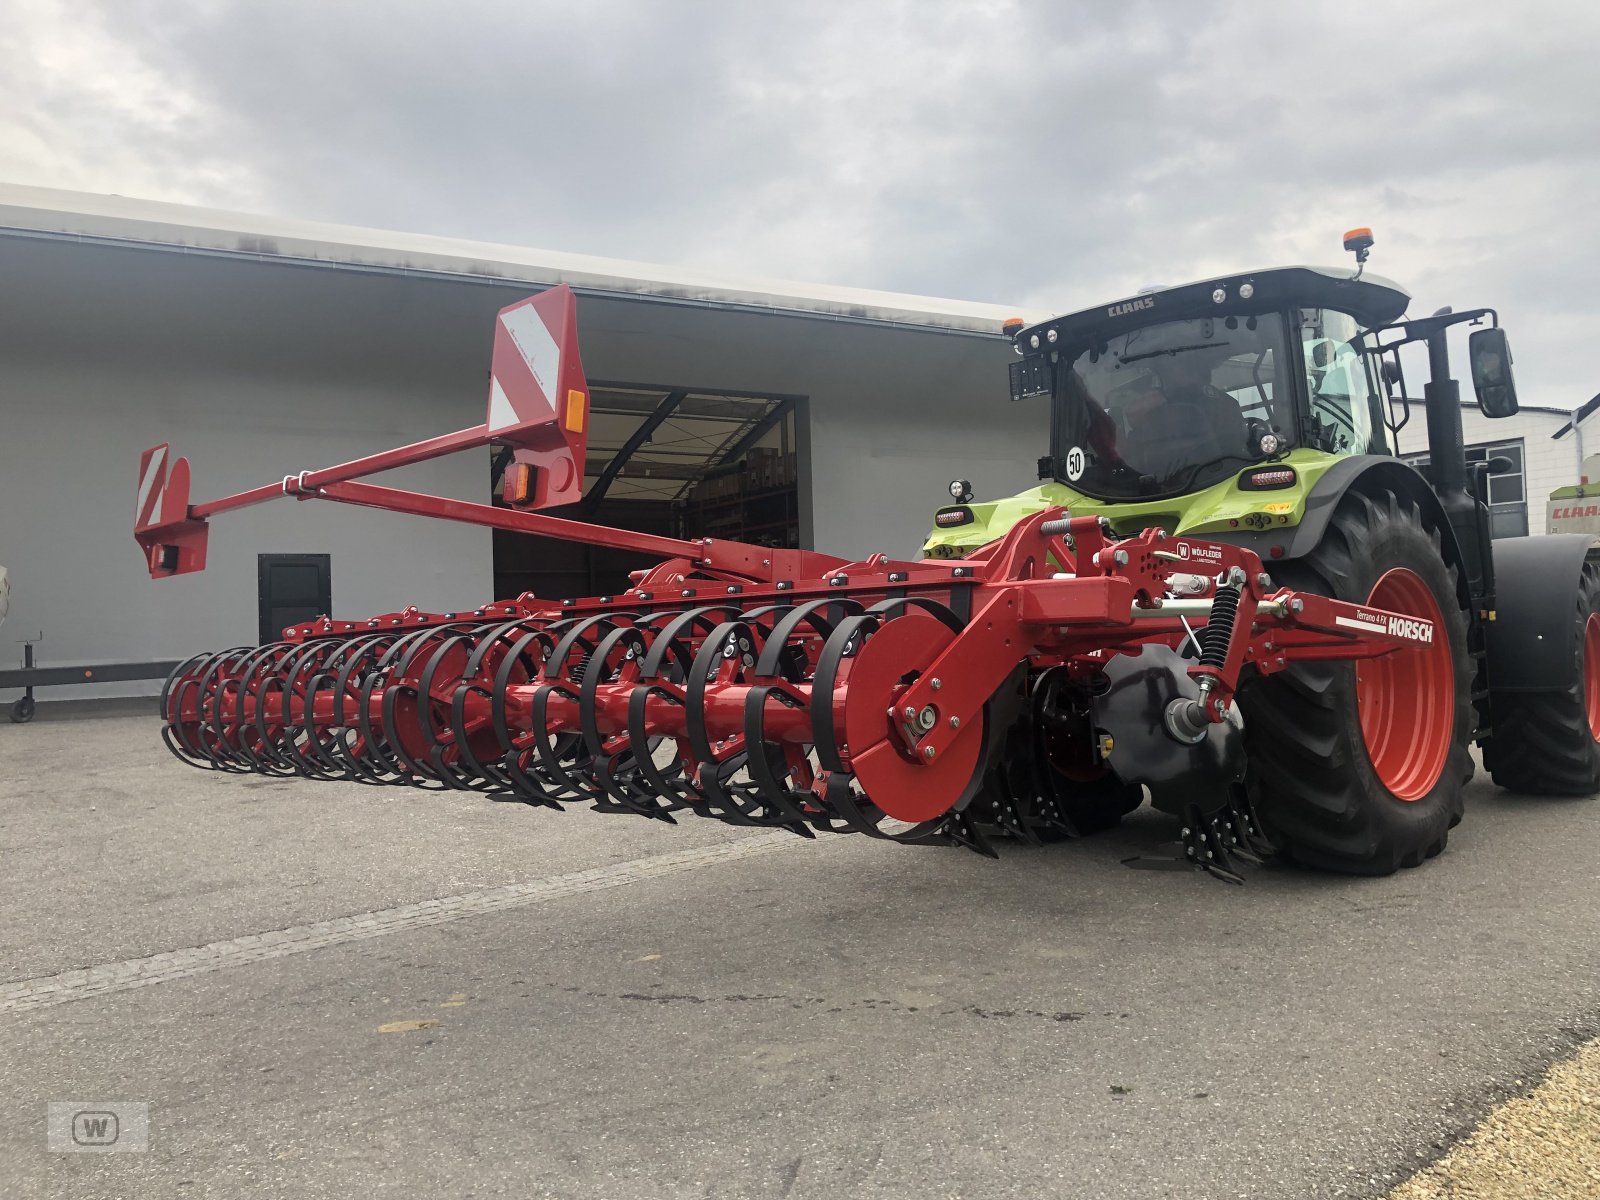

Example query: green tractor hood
[923,449,1341,558]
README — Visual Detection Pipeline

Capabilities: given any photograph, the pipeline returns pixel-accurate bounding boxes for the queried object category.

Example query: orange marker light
[1342,227,1374,252]
[1002,317,1025,335]
[502,462,534,507]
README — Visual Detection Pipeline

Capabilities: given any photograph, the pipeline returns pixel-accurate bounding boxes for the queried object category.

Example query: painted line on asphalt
[0,832,804,1015]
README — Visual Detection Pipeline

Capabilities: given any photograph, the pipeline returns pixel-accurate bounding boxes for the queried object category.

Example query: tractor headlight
[949,479,973,502]
[1258,432,1282,456]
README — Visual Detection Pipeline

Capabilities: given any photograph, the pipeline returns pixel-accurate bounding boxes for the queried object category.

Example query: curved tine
[379,627,465,788]
[362,623,465,783]
[752,598,863,676]
[682,620,752,821]
[324,633,397,784]
[821,770,949,844]
[491,628,556,749]
[160,653,219,769]
[490,629,572,808]
[240,641,309,772]
[195,647,256,772]
[352,640,418,784]
[272,640,342,778]
[160,652,212,726]
[448,683,514,793]
[545,612,636,681]
[810,613,958,844]
[580,624,675,819]
[293,637,360,778]
[313,633,382,782]
[430,624,511,792]
[461,617,544,681]
[162,675,218,769]
[865,595,964,629]
[683,620,784,826]
[235,642,301,774]
[168,654,230,768]
[523,615,640,804]
[625,632,700,814]
[529,683,603,801]
[740,615,828,831]
[808,615,879,775]
[450,616,546,787]
[740,686,821,834]
[161,719,214,771]
[637,605,743,678]
[201,649,257,771]
[690,615,810,828]
[419,630,491,790]
[448,620,552,794]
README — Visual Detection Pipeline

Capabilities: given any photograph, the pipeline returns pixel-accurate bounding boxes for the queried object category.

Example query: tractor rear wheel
[1238,490,1471,875]
[1483,557,1600,794]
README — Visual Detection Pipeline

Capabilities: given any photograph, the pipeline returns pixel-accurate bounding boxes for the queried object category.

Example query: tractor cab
[1013,266,1412,503]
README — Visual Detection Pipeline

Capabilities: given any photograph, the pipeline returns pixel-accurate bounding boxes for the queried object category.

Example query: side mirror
[1469,327,1519,418]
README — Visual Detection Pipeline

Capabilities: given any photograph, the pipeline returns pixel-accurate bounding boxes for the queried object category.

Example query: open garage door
[491,381,803,600]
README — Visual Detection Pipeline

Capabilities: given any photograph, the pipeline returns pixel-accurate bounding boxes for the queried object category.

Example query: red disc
[841,612,985,822]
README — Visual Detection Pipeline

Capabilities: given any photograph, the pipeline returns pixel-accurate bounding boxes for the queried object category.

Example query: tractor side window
[1300,309,1379,456]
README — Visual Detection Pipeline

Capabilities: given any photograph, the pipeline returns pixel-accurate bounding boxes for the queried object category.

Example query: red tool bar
[190,424,494,519]
[314,480,704,561]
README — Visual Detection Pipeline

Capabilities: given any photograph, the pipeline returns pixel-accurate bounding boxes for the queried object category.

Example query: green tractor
[925,230,1600,875]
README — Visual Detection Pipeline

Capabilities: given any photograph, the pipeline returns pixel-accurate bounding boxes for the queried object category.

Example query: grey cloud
[5,0,1600,408]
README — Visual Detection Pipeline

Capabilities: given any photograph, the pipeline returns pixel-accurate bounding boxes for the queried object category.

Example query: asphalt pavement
[2,708,1598,1199]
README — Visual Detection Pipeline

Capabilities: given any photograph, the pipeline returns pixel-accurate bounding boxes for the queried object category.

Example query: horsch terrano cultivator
[137,232,1600,882]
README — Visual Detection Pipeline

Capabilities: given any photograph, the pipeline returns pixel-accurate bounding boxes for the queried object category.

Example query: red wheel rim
[1584,613,1600,741]
[1355,568,1453,801]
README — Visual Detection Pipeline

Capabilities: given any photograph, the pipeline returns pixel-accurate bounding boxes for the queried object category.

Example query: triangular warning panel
[484,285,590,509]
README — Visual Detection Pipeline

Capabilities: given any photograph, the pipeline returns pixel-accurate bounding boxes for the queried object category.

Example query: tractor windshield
[1051,313,1292,500]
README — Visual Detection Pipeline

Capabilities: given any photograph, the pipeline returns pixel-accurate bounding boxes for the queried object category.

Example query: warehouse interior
[490,384,800,600]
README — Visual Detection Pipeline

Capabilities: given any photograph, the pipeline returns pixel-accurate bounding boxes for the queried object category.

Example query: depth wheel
[1238,489,1471,875]
[1484,557,1600,794]
[10,694,35,723]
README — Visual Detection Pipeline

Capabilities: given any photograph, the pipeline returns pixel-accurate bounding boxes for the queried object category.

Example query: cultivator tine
[444,618,543,795]
[943,810,1000,859]
[1122,790,1276,884]
[579,618,680,822]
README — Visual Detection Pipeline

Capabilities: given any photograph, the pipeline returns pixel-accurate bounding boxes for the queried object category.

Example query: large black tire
[1484,557,1600,794]
[1238,489,1472,875]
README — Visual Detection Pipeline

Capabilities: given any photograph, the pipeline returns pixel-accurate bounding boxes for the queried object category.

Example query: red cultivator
[136,287,1441,879]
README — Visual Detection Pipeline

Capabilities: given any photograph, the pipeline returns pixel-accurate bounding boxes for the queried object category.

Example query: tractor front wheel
[1239,490,1471,875]
[1483,557,1600,794]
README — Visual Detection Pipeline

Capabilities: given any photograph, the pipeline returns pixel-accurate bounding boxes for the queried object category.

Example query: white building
[1392,400,1586,539]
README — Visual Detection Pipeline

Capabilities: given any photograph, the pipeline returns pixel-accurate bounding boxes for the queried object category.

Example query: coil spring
[1198,586,1241,669]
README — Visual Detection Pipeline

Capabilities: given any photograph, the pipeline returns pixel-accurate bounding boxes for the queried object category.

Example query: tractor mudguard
[1212,456,1471,605]
[1483,534,1599,692]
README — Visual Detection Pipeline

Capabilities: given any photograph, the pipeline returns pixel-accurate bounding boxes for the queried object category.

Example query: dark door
[257,554,331,644]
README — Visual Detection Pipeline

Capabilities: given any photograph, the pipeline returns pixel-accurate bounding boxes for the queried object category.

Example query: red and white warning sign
[485,285,590,509]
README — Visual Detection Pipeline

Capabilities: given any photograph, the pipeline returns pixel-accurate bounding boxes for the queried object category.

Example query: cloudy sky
[4,0,1598,409]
